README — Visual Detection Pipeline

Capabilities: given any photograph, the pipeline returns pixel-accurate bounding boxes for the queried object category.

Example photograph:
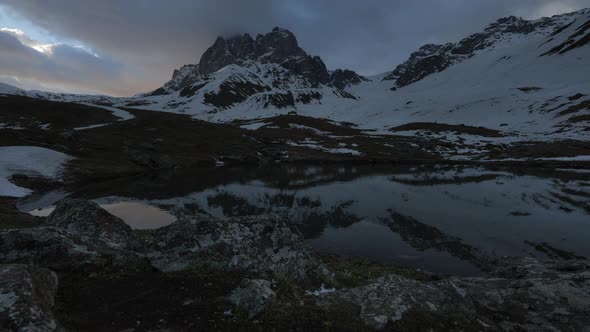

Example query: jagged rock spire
[197,27,330,84]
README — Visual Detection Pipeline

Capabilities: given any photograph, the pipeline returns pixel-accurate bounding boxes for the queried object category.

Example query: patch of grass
[89,255,156,280]
[9,174,63,193]
[256,299,372,332]
[387,308,495,331]
[389,122,504,137]
[0,197,41,229]
[58,264,371,331]
[134,229,155,242]
[56,268,244,332]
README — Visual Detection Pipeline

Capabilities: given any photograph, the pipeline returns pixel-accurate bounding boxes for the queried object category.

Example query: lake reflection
[22,164,590,275]
[30,202,176,230]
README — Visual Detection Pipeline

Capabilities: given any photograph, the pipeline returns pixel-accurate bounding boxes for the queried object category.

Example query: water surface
[22,164,590,275]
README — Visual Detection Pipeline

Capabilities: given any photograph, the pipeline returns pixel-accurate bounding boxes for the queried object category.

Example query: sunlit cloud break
[0,26,148,96]
[0,28,57,54]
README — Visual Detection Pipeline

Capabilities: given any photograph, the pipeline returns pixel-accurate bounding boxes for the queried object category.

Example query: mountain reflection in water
[22,164,590,275]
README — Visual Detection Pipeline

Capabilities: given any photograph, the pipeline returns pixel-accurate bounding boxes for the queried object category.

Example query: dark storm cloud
[0,0,589,95]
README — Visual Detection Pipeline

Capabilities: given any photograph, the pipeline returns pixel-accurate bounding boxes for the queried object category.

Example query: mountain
[0,83,26,96]
[2,9,590,150]
[141,27,361,114]
[382,15,569,88]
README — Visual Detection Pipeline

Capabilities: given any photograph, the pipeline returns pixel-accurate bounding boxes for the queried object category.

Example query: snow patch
[0,83,24,96]
[288,140,362,156]
[74,123,110,131]
[79,103,135,121]
[0,146,73,197]
[537,156,590,161]
[305,284,336,296]
[0,124,25,130]
[240,122,270,130]
[0,291,17,312]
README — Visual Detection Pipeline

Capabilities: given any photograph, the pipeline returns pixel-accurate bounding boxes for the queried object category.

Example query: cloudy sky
[0,0,589,96]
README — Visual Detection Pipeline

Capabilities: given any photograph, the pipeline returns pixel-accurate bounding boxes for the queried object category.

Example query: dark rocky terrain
[2,95,588,192]
[1,198,589,331]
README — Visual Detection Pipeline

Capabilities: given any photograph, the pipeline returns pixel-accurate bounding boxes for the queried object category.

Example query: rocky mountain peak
[383,12,573,88]
[197,27,330,84]
[485,15,550,35]
[148,26,368,98]
[255,27,301,57]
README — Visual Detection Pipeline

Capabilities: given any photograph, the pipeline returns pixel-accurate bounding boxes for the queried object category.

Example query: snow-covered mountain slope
[2,9,589,144]
[136,62,356,119]
[133,27,359,117]
[382,14,572,88]
[126,9,590,141]
[0,83,26,96]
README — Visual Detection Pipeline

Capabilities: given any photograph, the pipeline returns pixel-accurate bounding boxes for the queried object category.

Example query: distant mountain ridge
[383,14,573,88]
[2,8,590,144]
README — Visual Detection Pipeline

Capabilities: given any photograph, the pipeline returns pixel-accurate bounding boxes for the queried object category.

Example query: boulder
[0,227,149,273]
[0,264,60,331]
[145,215,330,283]
[46,199,141,251]
[229,279,275,317]
[458,258,590,331]
[318,257,590,330]
[318,274,481,330]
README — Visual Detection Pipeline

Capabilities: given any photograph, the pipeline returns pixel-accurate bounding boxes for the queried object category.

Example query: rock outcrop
[46,199,142,251]
[145,214,330,283]
[198,28,330,85]
[318,257,590,330]
[0,227,149,273]
[0,264,60,331]
[2,197,590,330]
[1,199,149,273]
[330,69,368,89]
[146,26,340,104]
[229,278,276,317]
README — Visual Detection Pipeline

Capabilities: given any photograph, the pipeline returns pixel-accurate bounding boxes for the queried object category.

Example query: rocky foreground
[1,199,589,331]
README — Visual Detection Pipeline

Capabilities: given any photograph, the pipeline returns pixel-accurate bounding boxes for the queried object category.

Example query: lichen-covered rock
[46,199,141,251]
[0,227,149,273]
[145,215,330,283]
[491,256,587,279]
[318,274,483,330]
[0,264,60,331]
[457,258,590,331]
[319,257,590,331]
[229,279,275,317]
